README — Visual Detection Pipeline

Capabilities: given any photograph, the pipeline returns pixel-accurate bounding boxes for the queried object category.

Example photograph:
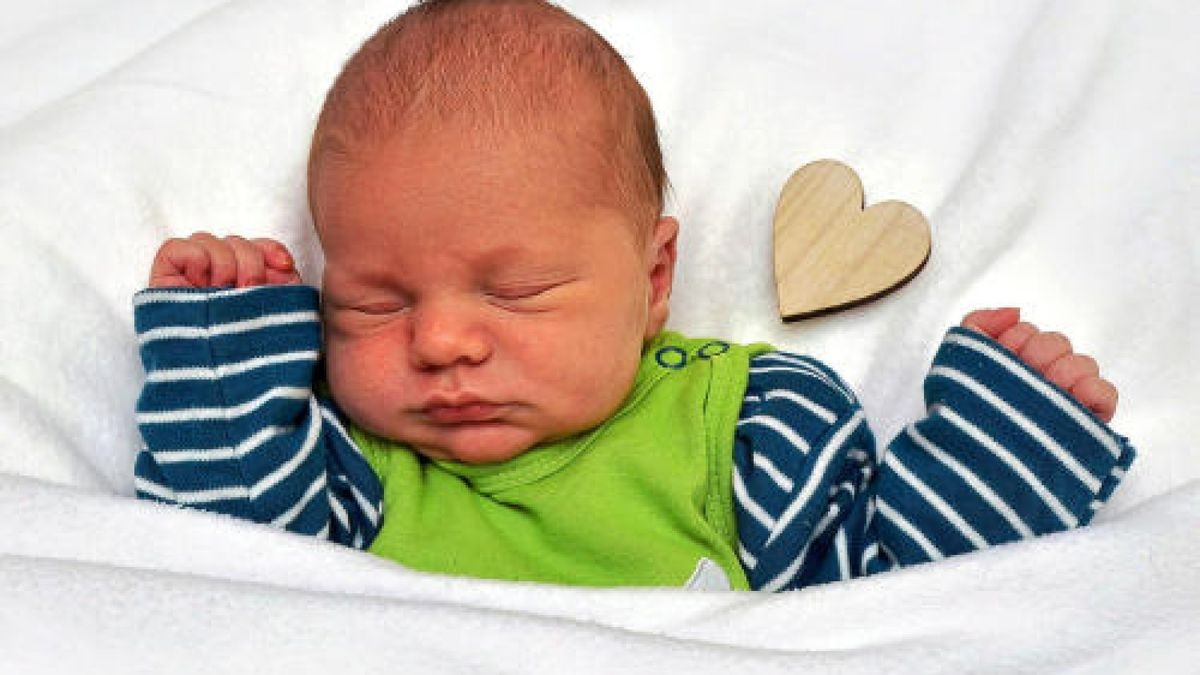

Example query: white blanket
[1,1,1197,672]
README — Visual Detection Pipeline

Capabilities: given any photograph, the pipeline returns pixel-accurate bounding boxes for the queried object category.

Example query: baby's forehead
[316,126,624,219]
[316,135,641,279]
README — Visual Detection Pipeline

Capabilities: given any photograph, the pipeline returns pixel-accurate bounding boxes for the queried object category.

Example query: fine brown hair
[308,0,667,232]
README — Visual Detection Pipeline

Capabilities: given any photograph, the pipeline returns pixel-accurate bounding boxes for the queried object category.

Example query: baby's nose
[407,301,492,370]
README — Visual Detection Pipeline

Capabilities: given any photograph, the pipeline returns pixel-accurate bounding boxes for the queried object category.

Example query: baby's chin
[405,422,549,465]
[366,400,623,465]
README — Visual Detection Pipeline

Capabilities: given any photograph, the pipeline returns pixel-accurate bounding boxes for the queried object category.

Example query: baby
[133,0,1134,591]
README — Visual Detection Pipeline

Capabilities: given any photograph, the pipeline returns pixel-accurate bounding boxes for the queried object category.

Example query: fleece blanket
[1,0,1197,672]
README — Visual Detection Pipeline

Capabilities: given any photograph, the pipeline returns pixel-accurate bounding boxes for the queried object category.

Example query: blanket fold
[2,474,1197,672]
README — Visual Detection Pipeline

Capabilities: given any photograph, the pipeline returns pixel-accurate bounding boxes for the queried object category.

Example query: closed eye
[490,285,556,300]
[486,279,575,305]
[352,302,407,315]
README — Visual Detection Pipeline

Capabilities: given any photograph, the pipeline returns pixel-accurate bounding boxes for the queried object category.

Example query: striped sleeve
[132,285,383,549]
[733,327,1136,592]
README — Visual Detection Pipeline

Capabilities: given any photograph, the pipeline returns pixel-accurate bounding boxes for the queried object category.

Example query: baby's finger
[1018,331,1073,372]
[226,235,267,287]
[250,238,297,273]
[1044,353,1100,393]
[264,268,303,285]
[996,321,1038,354]
[190,232,238,287]
[1071,375,1118,423]
[150,238,210,287]
[961,308,1021,340]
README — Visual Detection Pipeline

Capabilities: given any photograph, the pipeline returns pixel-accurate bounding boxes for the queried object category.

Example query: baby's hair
[308,0,667,234]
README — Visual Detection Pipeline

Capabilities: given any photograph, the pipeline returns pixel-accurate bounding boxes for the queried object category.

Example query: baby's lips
[424,402,506,424]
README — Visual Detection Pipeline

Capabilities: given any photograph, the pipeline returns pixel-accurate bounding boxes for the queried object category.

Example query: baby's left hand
[960,308,1118,423]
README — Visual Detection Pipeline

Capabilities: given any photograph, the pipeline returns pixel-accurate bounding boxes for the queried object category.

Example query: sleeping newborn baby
[133,0,1135,591]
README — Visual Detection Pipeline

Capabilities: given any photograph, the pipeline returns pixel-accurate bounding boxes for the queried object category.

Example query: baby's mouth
[421,401,506,424]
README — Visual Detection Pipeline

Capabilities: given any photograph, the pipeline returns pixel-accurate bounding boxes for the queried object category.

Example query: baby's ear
[644,216,679,338]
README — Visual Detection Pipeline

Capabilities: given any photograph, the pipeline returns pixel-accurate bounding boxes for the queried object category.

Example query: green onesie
[351,331,774,589]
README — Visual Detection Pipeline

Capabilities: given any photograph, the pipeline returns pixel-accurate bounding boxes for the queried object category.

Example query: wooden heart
[773,160,931,321]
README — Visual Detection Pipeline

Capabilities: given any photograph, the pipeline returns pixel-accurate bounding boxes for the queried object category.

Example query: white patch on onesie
[684,557,731,591]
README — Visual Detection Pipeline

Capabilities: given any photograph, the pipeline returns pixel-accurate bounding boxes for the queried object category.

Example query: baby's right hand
[148,232,302,288]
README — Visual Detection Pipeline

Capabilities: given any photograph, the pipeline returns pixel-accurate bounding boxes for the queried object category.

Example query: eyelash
[488,285,556,301]
[352,302,407,315]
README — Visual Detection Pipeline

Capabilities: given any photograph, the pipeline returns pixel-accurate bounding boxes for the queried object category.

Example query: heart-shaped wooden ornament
[773,160,931,321]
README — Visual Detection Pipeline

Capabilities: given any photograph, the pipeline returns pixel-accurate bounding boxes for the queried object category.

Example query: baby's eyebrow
[321,266,399,296]
[474,243,578,276]
[323,267,367,285]
[485,262,582,286]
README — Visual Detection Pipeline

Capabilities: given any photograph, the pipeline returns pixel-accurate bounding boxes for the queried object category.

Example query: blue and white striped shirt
[133,285,1135,591]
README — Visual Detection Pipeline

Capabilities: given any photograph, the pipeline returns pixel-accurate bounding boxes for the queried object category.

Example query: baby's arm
[734,312,1135,591]
[134,234,382,548]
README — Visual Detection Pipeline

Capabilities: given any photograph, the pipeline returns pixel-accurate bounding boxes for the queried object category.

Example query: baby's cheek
[325,337,400,420]
[323,344,363,413]
[553,340,641,429]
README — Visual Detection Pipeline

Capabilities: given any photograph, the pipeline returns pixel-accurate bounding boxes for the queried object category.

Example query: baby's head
[307,0,678,464]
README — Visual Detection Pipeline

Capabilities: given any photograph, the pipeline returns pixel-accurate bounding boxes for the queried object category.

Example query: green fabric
[351,331,773,588]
